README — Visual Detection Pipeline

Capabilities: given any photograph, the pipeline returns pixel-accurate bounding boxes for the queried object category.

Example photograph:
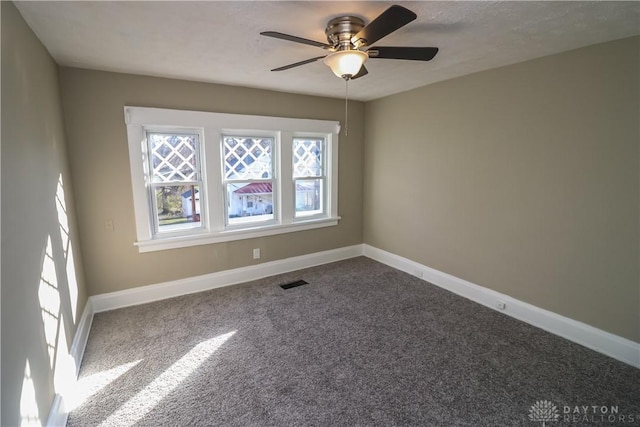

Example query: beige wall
[58,68,364,296]
[1,2,88,425]
[364,36,640,342]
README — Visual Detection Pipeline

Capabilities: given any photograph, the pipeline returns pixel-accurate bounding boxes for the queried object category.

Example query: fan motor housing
[325,16,364,49]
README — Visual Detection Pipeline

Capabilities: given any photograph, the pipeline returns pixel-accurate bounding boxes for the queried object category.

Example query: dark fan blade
[260,31,332,49]
[271,56,326,71]
[351,5,417,47]
[351,65,369,80]
[367,47,438,61]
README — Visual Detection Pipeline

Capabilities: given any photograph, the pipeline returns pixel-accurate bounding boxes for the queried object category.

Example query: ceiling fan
[260,5,439,80]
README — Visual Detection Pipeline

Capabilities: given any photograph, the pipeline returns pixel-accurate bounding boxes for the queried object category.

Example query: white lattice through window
[149,134,197,182]
[224,137,273,180]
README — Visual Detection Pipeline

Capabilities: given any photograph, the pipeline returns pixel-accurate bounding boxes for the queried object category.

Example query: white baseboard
[363,244,640,369]
[90,244,364,313]
[70,299,94,375]
[46,394,66,427]
[42,242,638,426]
[46,300,95,427]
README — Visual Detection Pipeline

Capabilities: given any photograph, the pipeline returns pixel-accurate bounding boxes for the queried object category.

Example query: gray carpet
[68,257,640,426]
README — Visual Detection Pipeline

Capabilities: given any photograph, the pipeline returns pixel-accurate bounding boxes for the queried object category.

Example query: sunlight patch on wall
[20,361,41,427]
[55,176,70,255]
[39,235,61,368]
[98,331,236,427]
[66,359,142,412]
[56,174,79,322]
[65,243,79,322]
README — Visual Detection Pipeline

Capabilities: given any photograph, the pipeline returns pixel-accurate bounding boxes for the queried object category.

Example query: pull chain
[344,77,349,136]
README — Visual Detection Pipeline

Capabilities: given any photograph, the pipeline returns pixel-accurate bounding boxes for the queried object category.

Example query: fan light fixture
[261,5,438,135]
[323,50,368,79]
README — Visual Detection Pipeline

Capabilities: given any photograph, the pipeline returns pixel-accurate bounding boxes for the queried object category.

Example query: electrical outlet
[253,248,260,259]
[496,301,506,310]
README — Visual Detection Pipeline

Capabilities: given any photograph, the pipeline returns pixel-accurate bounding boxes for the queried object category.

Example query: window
[293,137,324,218]
[125,107,340,252]
[223,136,275,226]
[147,132,204,234]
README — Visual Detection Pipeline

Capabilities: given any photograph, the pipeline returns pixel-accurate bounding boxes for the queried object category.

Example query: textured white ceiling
[15,1,640,102]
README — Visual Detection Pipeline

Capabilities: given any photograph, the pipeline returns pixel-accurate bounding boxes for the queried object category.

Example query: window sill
[134,217,340,253]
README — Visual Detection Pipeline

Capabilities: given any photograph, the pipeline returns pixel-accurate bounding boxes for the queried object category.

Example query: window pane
[295,179,322,217]
[149,133,198,183]
[224,137,273,180]
[293,138,323,178]
[226,181,274,225]
[155,185,202,232]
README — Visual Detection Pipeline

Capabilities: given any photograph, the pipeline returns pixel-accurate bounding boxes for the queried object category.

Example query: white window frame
[125,106,340,253]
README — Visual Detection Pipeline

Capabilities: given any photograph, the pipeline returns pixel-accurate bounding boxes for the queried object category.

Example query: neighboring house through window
[125,106,340,252]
